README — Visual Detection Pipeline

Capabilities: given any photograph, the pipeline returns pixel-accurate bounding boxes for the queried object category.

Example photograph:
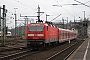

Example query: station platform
[67,38,90,60]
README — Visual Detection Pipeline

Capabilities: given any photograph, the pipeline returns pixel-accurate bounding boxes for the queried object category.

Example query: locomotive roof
[27,23,76,33]
[27,23,55,27]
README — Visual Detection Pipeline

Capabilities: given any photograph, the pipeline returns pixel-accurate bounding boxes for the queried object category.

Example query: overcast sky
[0,0,90,28]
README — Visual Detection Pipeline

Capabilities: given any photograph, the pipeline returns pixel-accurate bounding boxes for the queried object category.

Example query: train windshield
[28,26,44,31]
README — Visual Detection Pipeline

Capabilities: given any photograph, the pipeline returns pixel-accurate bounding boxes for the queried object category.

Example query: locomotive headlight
[37,34,44,36]
[28,34,34,36]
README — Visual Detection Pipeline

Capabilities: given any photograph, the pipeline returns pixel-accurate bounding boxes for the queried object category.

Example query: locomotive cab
[26,23,46,49]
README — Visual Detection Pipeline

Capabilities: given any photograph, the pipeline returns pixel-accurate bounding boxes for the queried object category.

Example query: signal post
[0,5,7,46]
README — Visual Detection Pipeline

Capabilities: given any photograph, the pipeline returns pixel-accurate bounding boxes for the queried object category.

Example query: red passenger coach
[26,23,59,49]
[58,28,68,43]
[58,28,77,43]
[67,30,77,40]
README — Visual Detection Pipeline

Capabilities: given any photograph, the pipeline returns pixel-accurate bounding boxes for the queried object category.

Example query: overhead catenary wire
[13,0,37,10]
[51,14,61,21]
[74,0,90,8]
[13,0,38,16]
[67,0,76,21]
[32,0,49,15]
[54,0,74,17]
[0,0,37,16]
[13,0,47,18]
[67,0,75,14]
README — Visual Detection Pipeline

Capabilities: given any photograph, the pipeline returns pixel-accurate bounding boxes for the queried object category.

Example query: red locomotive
[26,23,77,49]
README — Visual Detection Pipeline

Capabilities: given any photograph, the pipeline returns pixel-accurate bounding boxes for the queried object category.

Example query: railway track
[0,45,60,60]
[18,39,83,60]
[0,49,40,60]
[0,39,26,52]
[46,40,84,60]
[0,40,84,60]
[0,50,29,60]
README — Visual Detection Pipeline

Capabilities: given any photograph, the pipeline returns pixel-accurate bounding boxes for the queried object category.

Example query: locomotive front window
[28,26,44,31]
[37,26,44,31]
[28,26,36,31]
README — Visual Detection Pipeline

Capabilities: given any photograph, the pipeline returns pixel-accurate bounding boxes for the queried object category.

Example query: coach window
[60,32,62,36]
[62,32,64,36]
[60,31,62,36]
[47,26,48,31]
[71,33,72,37]
[65,32,66,36]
